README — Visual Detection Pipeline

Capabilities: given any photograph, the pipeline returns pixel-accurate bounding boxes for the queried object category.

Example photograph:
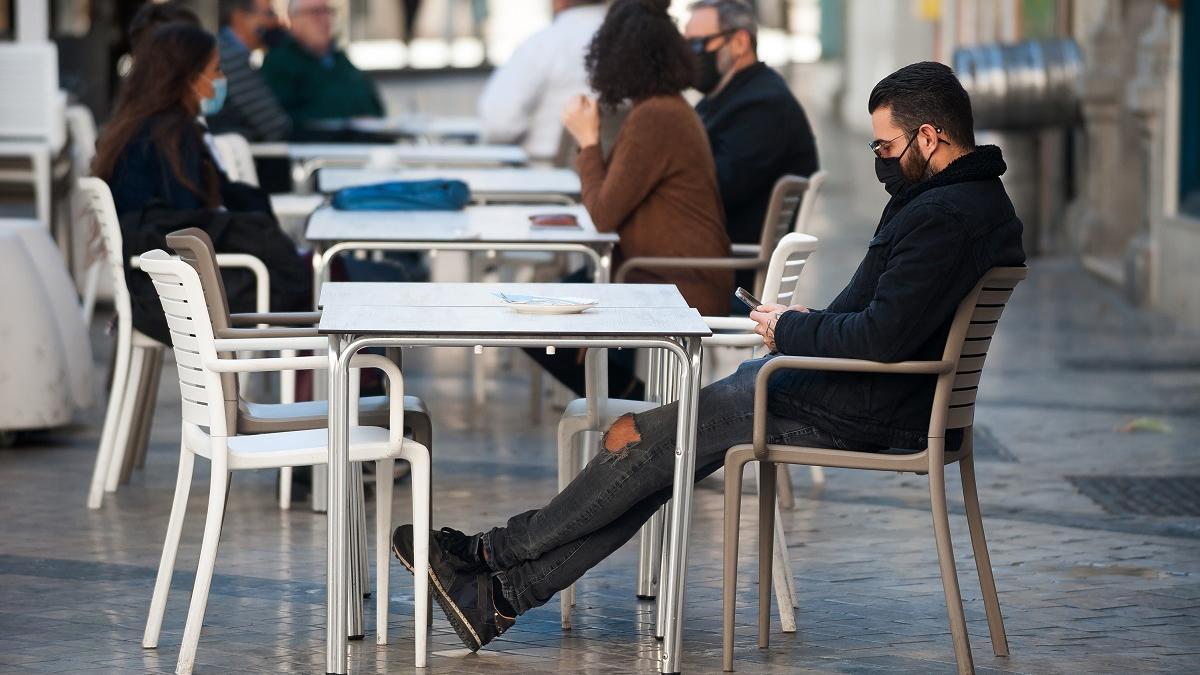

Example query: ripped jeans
[481,356,852,615]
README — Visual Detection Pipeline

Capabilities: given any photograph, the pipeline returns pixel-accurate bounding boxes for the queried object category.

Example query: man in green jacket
[261,0,384,137]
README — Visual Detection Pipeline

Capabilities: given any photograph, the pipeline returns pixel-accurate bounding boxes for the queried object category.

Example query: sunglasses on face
[687,29,736,55]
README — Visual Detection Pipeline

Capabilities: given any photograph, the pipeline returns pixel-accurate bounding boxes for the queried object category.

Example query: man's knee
[603,414,641,454]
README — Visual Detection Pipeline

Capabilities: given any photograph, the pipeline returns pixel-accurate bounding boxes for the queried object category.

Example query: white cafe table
[249,142,529,187]
[305,204,617,290]
[317,167,582,203]
[307,115,483,142]
[319,282,709,674]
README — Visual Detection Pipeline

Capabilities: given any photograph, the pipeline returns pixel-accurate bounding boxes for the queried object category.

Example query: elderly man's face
[289,0,334,54]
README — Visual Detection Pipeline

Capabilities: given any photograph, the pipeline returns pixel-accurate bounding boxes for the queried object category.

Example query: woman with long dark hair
[93,23,311,346]
[94,23,227,215]
[529,0,733,400]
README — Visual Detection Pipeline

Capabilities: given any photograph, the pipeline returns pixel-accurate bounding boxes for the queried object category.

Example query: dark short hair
[219,0,258,27]
[585,0,695,109]
[868,61,976,148]
[128,1,200,52]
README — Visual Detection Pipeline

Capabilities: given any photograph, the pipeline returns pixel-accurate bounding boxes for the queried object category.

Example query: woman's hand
[749,304,808,352]
[561,95,600,149]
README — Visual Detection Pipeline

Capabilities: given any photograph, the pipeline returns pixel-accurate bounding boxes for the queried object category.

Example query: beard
[901,145,929,183]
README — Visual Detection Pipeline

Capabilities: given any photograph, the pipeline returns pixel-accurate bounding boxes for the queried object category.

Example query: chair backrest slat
[139,250,231,436]
[752,172,827,294]
[76,178,132,321]
[760,233,819,307]
[165,228,243,424]
[937,268,1025,432]
[212,133,260,187]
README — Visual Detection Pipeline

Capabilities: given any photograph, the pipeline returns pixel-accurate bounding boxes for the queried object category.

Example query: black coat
[696,62,819,246]
[770,145,1026,449]
[120,181,311,344]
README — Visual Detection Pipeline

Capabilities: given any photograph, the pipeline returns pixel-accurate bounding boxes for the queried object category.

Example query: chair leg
[809,465,826,485]
[929,458,974,675]
[757,460,777,649]
[105,345,147,492]
[771,500,798,632]
[776,464,795,510]
[556,426,576,629]
[374,459,394,646]
[175,466,229,674]
[961,452,1008,657]
[132,348,164,470]
[117,355,154,484]
[406,451,431,669]
[723,449,751,672]
[278,352,297,510]
[143,444,194,648]
[88,337,132,509]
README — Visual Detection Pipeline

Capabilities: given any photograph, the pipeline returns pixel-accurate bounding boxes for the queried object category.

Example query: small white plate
[497,293,599,315]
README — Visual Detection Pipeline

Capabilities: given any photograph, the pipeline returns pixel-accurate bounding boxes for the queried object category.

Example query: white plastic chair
[135,249,430,673]
[211,132,325,241]
[0,43,65,229]
[555,232,820,632]
[78,178,270,508]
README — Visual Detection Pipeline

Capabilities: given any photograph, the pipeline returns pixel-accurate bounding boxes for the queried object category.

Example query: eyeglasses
[868,125,941,157]
[687,29,736,55]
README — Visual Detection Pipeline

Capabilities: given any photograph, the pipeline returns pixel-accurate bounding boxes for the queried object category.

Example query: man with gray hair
[685,0,818,294]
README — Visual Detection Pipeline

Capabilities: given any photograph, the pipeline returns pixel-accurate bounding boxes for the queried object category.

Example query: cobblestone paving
[2,70,1199,674]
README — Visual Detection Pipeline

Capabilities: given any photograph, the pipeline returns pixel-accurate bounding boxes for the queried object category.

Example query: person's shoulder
[261,36,303,69]
[630,95,694,119]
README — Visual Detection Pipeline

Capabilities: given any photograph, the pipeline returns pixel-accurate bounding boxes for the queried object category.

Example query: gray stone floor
[4,70,1200,674]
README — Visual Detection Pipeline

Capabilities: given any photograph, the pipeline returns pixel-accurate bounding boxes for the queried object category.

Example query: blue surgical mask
[199,76,227,116]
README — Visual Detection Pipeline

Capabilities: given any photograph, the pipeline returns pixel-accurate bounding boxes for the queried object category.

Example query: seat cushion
[239,395,428,434]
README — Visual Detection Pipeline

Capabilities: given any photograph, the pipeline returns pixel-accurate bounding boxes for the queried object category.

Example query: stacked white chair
[78,177,270,508]
[136,249,431,672]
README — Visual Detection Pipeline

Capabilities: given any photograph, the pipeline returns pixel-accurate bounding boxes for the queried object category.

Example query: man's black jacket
[120,182,311,344]
[696,62,819,246]
[770,145,1025,449]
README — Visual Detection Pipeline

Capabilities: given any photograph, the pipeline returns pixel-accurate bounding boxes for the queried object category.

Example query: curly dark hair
[585,0,695,109]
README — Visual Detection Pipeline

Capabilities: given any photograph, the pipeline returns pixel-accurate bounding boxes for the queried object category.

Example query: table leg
[313,244,330,514]
[659,338,702,674]
[347,463,366,640]
[326,335,350,674]
[636,348,665,600]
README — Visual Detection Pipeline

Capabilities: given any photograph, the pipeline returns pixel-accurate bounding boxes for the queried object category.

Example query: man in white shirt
[477,0,606,160]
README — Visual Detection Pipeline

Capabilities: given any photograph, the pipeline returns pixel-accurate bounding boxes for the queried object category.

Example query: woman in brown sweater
[530,0,733,399]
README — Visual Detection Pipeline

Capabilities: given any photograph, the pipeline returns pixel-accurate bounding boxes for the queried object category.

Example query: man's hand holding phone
[748,301,809,353]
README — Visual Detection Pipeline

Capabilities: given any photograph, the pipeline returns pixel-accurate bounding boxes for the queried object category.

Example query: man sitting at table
[207,0,292,142]
[391,61,1026,650]
[260,0,385,138]
[476,0,606,160]
[684,0,819,297]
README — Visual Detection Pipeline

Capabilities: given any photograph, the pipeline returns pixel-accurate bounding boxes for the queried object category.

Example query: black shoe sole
[392,538,484,652]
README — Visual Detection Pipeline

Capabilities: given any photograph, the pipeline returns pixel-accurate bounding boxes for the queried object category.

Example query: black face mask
[260,26,288,49]
[874,132,919,196]
[693,48,722,95]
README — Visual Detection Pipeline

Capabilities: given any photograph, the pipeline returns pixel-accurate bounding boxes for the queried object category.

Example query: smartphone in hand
[734,287,763,311]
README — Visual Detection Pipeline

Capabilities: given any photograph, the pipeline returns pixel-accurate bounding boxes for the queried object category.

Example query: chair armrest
[704,316,756,332]
[215,326,320,339]
[751,356,954,459]
[213,335,329,353]
[703,333,763,348]
[614,256,765,283]
[230,311,322,326]
[213,253,270,314]
[730,243,761,257]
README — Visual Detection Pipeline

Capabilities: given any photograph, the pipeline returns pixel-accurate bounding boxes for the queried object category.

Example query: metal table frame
[323,331,703,675]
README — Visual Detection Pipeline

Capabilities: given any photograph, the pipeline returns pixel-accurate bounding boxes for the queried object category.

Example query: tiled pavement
[3,71,1200,674]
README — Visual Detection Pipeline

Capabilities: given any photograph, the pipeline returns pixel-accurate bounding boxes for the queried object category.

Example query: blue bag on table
[331,179,471,211]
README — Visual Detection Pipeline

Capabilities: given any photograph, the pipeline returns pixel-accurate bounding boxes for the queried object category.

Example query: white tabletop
[249,142,528,166]
[305,204,615,245]
[308,115,482,140]
[318,282,689,309]
[317,167,581,197]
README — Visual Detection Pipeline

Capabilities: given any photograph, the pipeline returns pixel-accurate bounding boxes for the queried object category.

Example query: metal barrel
[954,38,1083,130]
